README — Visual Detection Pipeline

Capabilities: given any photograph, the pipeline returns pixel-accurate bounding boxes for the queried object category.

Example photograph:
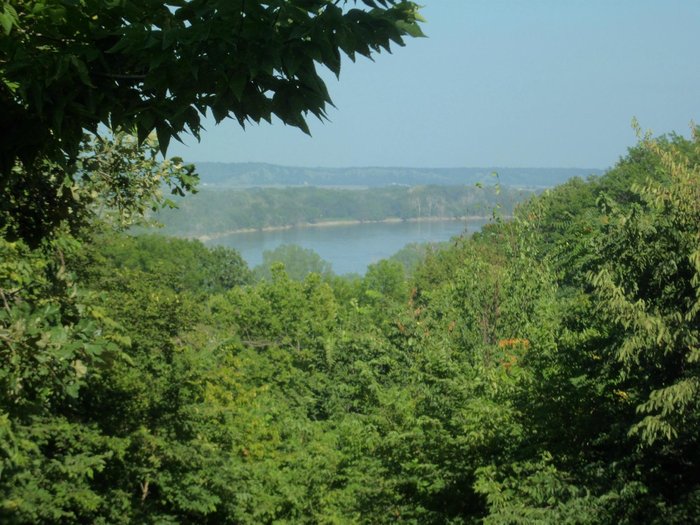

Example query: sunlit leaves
[1,128,197,246]
[588,131,700,446]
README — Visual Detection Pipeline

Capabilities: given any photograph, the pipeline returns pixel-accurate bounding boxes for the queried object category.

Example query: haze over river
[206,218,490,275]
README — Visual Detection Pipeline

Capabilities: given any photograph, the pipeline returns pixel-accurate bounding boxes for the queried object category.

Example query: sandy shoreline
[192,216,493,242]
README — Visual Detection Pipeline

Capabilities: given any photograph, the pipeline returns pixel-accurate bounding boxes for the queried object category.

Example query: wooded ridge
[192,162,604,188]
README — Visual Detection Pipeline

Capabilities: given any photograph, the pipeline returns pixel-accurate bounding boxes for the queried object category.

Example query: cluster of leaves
[253,244,334,281]
[0,0,423,171]
[1,129,196,246]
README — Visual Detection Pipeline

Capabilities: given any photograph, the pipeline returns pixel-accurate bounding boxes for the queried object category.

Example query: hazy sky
[169,0,700,169]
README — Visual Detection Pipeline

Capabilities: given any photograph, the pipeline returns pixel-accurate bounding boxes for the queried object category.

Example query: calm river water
[206,218,489,275]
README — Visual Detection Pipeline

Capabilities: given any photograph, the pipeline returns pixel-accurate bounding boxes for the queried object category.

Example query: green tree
[472,129,700,523]
[80,233,251,294]
[363,259,406,304]
[254,244,333,281]
[1,129,196,246]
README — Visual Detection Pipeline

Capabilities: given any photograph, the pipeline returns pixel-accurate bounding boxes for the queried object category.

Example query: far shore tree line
[154,184,531,237]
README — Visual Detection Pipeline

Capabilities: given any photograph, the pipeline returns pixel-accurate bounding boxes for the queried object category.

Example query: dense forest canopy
[2,1,700,523]
[2,127,699,523]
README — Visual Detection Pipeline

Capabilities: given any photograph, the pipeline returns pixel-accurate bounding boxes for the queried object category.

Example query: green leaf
[69,56,95,88]
[0,12,13,35]
[156,124,171,156]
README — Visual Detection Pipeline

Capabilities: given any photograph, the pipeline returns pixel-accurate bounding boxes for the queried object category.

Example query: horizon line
[184,160,607,171]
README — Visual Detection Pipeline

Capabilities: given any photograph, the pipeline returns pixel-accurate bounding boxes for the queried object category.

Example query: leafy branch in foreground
[1,129,196,246]
[0,0,424,172]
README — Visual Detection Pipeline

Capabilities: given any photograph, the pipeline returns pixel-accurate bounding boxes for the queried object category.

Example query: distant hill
[191,162,604,189]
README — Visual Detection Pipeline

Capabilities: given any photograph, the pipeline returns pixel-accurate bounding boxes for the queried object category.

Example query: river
[205,218,490,275]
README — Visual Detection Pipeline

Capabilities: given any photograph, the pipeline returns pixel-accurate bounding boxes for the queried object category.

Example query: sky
[169,0,700,170]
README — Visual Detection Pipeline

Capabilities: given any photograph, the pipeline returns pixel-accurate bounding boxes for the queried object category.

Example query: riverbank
[192,215,496,243]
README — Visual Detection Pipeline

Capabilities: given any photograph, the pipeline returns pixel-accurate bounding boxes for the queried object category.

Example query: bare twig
[140,479,150,502]
[93,72,147,81]
[0,289,12,314]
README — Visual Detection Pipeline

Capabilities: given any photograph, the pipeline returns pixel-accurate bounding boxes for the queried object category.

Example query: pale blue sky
[169,0,700,169]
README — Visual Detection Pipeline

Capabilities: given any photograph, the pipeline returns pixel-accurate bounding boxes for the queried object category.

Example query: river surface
[205,218,489,275]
